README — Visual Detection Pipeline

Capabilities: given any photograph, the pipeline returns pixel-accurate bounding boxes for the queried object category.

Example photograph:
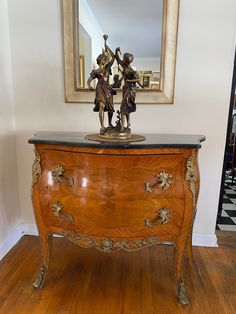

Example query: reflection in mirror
[78,0,163,90]
[62,0,179,104]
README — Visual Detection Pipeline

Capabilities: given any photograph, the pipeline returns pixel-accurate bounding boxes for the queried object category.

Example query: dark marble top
[28,132,206,149]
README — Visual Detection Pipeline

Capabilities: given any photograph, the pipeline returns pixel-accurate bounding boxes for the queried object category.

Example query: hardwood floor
[0,231,235,313]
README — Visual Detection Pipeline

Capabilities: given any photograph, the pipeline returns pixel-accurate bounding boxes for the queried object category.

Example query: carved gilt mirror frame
[62,0,179,104]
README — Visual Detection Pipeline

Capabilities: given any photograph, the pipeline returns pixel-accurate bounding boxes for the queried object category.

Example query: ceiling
[85,0,163,58]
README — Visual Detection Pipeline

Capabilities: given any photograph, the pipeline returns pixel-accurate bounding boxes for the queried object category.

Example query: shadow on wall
[0,132,20,240]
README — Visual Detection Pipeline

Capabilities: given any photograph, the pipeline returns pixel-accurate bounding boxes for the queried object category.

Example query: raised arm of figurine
[105,49,115,74]
[103,36,116,75]
[115,47,125,67]
[103,35,116,60]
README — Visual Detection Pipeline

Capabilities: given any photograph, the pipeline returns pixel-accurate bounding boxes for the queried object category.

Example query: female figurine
[115,48,141,132]
[87,48,116,134]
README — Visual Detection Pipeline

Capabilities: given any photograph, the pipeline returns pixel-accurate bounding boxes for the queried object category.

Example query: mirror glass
[78,0,163,90]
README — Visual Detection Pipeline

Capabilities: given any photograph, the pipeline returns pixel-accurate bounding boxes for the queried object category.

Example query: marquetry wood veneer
[29,132,205,304]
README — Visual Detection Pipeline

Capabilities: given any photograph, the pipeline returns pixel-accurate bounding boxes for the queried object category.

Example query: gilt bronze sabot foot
[33,263,48,288]
[178,278,189,305]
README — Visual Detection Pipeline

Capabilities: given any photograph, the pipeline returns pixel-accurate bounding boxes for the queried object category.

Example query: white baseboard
[0,224,218,261]
[21,223,38,236]
[192,233,218,247]
[0,225,23,261]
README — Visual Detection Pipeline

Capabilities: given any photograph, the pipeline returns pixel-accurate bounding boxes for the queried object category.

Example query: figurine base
[100,127,133,139]
[85,133,145,143]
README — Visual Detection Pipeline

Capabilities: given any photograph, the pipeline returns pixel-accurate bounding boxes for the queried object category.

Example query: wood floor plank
[120,251,142,314]
[55,245,90,313]
[0,233,235,314]
[0,241,38,312]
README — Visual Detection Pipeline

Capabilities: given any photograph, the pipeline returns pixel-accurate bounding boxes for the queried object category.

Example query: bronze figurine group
[87,35,143,140]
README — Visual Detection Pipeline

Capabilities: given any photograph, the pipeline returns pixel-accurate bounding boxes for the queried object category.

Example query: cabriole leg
[175,246,189,305]
[33,233,52,288]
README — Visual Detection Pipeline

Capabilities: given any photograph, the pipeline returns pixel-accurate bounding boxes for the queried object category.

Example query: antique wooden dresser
[29,132,205,304]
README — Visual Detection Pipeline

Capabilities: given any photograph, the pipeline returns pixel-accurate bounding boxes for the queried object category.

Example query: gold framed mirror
[62,0,179,104]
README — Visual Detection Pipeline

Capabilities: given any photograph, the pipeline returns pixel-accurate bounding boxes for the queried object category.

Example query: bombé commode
[29,132,205,304]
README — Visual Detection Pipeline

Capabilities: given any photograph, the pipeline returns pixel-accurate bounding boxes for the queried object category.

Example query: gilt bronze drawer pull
[145,208,172,227]
[145,171,173,192]
[52,165,74,187]
[50,201,74,223]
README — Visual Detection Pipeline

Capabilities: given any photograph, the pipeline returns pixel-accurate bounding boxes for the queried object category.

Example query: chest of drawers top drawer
[39,149,185,200]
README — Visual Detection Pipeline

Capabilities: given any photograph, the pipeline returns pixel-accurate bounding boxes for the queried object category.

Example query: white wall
[0,0,21,259]
[7,0,236,246]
